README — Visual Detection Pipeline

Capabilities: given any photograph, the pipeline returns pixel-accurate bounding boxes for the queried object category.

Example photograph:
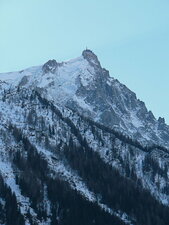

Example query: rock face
[42,59,58,73]
[0,50,169,225]
[82,49,101,68]
[27,50,169,147]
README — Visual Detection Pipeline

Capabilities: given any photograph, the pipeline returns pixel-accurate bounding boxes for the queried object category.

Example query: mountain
[0,49,169,225]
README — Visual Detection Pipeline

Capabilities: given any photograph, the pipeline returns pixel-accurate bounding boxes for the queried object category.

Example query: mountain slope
[1,50,169,148]
[0,50,169,224]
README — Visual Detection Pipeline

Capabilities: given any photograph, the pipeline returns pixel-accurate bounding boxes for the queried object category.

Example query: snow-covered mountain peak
[1,50,169,148]
[1,50,169,224]
[0,49,103,88]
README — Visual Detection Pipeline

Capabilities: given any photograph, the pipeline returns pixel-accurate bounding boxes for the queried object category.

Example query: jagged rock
[82,49,101,69]
[0,50,169,224]
[1,50,169,147]
[42,59,58,73]
[19,75,29,86]
[158,117,165,124]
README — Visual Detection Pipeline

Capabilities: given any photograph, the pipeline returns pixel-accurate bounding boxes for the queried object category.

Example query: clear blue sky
[0,0,169,122]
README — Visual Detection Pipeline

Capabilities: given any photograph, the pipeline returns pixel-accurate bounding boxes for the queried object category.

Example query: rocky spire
[82,49,101,69]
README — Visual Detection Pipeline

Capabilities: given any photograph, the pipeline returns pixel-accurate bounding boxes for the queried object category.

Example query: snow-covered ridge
[0,65,169,224]
[1,49,168,149]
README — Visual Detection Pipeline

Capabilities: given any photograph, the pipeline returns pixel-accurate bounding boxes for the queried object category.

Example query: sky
[0,0,169,122]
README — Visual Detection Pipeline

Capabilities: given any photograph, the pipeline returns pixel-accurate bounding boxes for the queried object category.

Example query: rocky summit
[0,50,169,225]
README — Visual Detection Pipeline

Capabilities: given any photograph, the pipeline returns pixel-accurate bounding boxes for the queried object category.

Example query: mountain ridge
[1,49,169,148]
[0,50,169,224]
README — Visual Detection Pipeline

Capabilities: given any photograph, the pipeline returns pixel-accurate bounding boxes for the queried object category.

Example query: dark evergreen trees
[63,137,169,225]
[0,176,25,225]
